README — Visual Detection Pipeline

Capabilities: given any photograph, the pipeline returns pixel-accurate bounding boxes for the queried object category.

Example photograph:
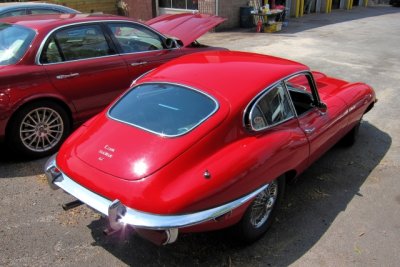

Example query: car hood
[71,107,227,181]
[146,13,226,47]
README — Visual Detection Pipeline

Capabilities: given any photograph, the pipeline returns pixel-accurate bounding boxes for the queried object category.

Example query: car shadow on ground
[86,120,391,266]
[0,143,48,179]
[227,6,400,35]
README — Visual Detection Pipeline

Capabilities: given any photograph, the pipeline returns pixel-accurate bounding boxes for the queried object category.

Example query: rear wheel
[235,176,285,243]
[7,101,70,158]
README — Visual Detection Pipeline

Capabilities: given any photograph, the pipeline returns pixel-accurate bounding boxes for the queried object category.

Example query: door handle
[56,73,80,79]
[304,127,315,134]
[130,62,147,67]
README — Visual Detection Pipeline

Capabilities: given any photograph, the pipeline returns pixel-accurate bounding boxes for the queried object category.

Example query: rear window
[0,23,35,65]
[109,83,218,137]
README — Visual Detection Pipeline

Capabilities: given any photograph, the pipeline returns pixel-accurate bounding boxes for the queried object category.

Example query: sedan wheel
[8,101,70,158]
[235,176,285,243]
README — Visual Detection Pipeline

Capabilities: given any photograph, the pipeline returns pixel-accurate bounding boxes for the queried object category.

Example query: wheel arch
[5,97,74,136]
[284,169,297,182]
[364,101,375,114]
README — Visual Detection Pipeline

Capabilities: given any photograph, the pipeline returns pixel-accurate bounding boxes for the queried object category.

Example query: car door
[285,73,348,165]
[40,23,130,123]
[246,82,310,180]
[104,22,184,76]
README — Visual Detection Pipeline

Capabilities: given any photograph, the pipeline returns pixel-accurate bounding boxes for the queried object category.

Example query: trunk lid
[74,106,228,181]
[146,13,226,47]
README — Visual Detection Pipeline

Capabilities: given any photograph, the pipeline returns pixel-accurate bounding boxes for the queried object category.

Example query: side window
[0,10,26,18]
[249,83,294,130]
[41,37,63,64]
[30,9,62,15]
[107,23,164,53]
[285,74,315,116]
[51,25,113,62]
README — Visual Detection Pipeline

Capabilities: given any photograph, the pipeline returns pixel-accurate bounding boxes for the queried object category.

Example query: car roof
[0,13,134,31]
[140,51,309,109]
[0,2,79,13]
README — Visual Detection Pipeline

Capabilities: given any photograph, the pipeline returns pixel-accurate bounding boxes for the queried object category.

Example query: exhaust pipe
[62,200,83,211]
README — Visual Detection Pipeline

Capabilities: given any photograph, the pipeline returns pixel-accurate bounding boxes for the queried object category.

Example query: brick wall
[44,0,118,15]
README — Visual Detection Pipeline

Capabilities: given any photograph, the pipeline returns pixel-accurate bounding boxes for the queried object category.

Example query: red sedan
[46,51,376,245]
[0,13,225,157]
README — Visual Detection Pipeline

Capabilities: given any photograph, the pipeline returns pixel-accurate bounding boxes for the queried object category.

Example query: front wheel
[235,176,285,243]
[7,101,70,158]
[341,119,361,147]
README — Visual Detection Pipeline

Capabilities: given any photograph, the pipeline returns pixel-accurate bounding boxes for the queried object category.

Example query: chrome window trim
[244,81,296,132]
[107,82,220,138]
[281,81,299,118]
[243,70,319,131]
[249,81,296,131]
[45,154,268,230]
[283,72,321,118]
[35,19,177,65]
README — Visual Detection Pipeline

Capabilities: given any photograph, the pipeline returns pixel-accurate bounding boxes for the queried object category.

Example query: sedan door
[105,22,184,76]
[40,23,130,123]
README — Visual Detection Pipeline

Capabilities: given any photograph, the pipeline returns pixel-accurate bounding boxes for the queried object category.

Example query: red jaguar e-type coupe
[0,13,225,157]
[46,51,376,245]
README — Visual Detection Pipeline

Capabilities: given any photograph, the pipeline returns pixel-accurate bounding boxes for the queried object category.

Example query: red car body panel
[55,51,376,217]
[48,51,375,245]
[146,13,226,47]
[0,13,225,143]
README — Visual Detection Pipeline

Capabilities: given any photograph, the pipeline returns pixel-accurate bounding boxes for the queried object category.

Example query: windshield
[109,83,218,137]
[0,23,36,65]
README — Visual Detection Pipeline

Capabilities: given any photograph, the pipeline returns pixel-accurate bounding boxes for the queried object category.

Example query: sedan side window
[0,10,26,18]
[249,83,294,130]
[107,23,164,53]
[43,25,113,62]
[40,37,63,64]
[30,9,62,15]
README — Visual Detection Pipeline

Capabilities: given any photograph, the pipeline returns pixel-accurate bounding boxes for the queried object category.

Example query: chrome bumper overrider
[45,154,268,244]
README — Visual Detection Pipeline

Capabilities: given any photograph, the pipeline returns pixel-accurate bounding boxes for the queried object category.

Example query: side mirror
[318,102,328,113]
[164,38,183,49]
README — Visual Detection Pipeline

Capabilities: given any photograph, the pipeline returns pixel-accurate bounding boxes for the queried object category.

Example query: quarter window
[41,24,113,63]
[249,83,294,130]
[107,23,164,53]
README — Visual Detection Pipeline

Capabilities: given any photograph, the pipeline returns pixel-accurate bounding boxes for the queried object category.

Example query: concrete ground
[1,5,399,267]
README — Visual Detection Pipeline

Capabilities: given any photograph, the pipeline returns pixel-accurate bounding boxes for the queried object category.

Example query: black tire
[235,175,285,243]
[6,101,70,158]
[341,119,361,147]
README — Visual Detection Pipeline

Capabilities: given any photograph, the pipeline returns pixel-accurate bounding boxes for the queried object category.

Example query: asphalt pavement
[0,5,399,267]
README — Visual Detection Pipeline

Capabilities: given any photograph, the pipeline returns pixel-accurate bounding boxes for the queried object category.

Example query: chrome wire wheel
[249,180,279,229]
[19,107,64,152]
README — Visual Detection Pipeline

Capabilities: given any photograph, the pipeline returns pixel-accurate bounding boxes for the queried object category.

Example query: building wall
[125,0,154,21]
[44,0,117,14]
[217,0,249,29]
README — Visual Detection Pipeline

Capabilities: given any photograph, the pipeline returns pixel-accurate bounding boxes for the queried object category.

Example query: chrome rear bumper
[45,154,268,244]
